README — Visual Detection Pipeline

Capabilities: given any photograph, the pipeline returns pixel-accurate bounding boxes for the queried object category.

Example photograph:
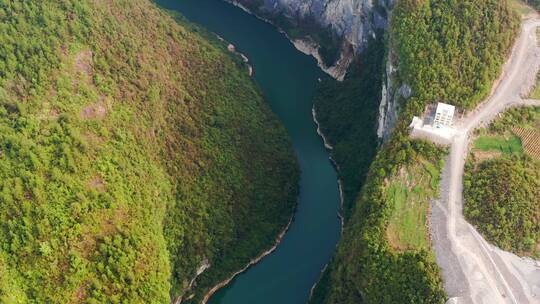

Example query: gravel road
[430,18,540,304]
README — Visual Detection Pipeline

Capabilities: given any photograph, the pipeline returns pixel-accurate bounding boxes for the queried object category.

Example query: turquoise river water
[155,1,342,303]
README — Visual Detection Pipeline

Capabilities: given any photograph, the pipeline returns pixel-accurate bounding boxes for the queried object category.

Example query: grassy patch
[530,83,540,99]
[509,0,536,17]
[386,158,441,251]
[485,105,540,159]
[473,135,524,155]
[529,29,540,98]
[386,183,428,250]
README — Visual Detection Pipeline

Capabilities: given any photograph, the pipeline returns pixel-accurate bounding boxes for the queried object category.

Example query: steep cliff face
[229,0,398,137]
[230,0,392,79]
[376,47,411,141]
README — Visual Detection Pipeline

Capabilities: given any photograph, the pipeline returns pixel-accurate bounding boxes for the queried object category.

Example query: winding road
[430,18,540,304]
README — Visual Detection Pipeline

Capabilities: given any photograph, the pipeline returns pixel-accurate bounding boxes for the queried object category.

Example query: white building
[409,102,457,145]
[433,102,455,128]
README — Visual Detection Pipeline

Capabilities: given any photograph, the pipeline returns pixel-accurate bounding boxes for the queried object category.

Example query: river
[155,1,342,303]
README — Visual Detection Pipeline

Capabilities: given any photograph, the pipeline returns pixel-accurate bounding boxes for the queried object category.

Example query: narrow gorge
[0,0,526,303]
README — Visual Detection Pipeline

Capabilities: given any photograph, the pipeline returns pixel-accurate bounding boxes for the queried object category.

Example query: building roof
[434,102,455,127]
[436,102,455,118]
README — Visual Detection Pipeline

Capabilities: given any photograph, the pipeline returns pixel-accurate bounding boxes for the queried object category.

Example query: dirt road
[430,18,540,304]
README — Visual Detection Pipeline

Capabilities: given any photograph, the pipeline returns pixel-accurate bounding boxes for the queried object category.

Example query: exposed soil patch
[81,100,107,120]
[48,108,60,120]
[88,176,105,192]
[60,44,69,57]
[74,50,93,77]
[82,131,104,147]
[100,208,128,236]
[71,283,88,303]
[472,150,502,162]
[73,229,96,259]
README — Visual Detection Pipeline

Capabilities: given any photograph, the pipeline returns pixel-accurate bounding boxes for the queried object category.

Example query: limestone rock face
[377,44,410,141]
[260,0,388,49]
[276,0,377,49]
[230,0,392,79]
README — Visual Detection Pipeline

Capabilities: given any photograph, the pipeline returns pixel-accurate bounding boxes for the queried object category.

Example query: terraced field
[513,127,540,159]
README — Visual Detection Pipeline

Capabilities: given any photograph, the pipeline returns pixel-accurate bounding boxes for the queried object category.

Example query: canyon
[229,0,392,80]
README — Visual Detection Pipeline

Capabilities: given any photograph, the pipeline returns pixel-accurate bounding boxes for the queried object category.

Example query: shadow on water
[154,1,342,303]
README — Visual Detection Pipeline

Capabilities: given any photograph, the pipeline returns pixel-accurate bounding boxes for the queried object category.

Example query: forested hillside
[465,106,540,257]
[313,36,384,216]
[465,157,540,256]
[310,0,518,303]
[392,0,518,110]
[0,1,298,303]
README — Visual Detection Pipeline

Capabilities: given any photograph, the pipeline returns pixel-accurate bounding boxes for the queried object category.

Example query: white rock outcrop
[230,0,392,79]
[377,49,405,141]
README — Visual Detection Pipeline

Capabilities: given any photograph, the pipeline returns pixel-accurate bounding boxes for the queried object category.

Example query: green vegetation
[484,105,540,159]
[509,0,537,16]
[386,158,443,251]
[310,1,519,303]
[529,28,540,99]
[314,36,384,216]
[490,105,540,131]
[473,135,523,155]
[531,79,540,99]
[392,0,519,110]
[531,28,540,99]
[464,157,540,257]
[465,106,540,257]
[310,140,447,304]
[0,1,298,303]
[522,0,540,10]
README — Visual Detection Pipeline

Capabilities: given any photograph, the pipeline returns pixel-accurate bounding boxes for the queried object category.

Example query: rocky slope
[230,0,392,79]
[229,0,399,139]
[376,44,411,141]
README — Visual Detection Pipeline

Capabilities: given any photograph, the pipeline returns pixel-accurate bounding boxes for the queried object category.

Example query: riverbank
[312,106,345,227]
[217,34,253,77]
[174,213,295,304]
[225,0,349,80]
[156,1,342,303]
[192,84,347,304]
[199,215,295,304]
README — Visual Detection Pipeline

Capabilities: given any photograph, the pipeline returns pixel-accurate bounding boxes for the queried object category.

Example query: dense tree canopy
[464,157,540,256]
[392,0,518,111]
[465,105,540,257]
[314,36,384,217]
[0,1,298,303]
